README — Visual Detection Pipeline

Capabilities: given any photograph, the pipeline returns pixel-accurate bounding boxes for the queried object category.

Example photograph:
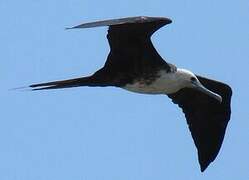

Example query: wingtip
[200,166,207,172]
[167,18,173,24]
[200,161,210,172]
[65,26,77,30]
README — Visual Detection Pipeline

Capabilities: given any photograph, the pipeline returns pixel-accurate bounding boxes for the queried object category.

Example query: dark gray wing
[68,16,175,86]
[28,17,174,90]
[67,16,172,29]
[168,76,232,172]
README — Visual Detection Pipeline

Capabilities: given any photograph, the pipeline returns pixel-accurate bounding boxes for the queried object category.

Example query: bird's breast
[122,70,183,94]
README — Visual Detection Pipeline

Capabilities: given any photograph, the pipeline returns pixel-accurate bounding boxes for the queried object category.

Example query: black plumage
[168,75,232,171]
[29,16,232,172]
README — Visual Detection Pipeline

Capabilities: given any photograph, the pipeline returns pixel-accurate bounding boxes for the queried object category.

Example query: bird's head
[176,68,222,103]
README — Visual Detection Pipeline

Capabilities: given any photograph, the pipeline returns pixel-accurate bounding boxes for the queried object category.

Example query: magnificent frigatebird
[29,16,232,172]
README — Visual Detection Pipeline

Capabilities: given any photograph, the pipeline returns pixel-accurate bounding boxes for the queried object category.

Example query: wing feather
[67,16,175,86]
[67,16,172,29]
[168,76,232,171]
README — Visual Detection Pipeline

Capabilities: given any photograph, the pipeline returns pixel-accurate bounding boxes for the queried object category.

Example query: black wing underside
[168,76,232,172]
[69,16,175,86]
[29,16,175,90]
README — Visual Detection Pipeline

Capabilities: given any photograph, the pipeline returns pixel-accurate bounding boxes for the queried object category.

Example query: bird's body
[123,69,194,94]
[29,16,232,172]
[123,69,178,94]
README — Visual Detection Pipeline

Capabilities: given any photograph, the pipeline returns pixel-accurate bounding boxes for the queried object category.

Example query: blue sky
[1,0,249,179]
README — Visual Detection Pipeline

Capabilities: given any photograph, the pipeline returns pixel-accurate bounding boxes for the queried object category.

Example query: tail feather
[30,76,99,90]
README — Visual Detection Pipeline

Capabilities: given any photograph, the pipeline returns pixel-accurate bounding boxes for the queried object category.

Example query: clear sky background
[1,0,249,179]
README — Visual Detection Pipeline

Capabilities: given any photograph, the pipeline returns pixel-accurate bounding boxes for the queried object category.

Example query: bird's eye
[190,77,197,82]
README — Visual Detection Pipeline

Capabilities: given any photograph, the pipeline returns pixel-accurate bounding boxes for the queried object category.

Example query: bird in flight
[29,16,232,172]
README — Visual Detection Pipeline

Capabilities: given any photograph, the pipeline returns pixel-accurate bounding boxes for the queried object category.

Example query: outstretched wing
[67,16,172,29]
[168,76,232,172]
[28,16,174,90]
[68,16,175,86]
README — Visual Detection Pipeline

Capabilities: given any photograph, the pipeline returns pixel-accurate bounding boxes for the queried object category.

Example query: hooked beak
[193,82,222,103]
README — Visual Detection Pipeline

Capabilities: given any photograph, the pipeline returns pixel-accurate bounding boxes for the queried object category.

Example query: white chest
[122,70,184,94]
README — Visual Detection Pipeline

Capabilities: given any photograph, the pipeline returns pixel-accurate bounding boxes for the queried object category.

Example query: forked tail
[30,76,102,90]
